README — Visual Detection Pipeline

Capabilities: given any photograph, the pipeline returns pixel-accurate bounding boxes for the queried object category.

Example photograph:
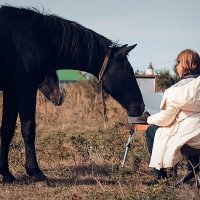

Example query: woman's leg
[146,125,159,155]
[146,125,167,179]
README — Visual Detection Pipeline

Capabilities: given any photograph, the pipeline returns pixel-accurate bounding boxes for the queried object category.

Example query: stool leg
[187,159,198,187]
[175,161,200,187]
[197,176,200,187]
[193,162,200,187]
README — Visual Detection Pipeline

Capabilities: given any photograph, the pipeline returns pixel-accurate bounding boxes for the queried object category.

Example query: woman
[146,49,200,180]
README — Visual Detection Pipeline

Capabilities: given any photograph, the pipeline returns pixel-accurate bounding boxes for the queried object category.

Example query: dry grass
[0,81,199,200]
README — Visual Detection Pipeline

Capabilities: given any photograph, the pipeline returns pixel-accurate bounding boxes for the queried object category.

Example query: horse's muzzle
[127,103,145,117]
[50,89,65,106]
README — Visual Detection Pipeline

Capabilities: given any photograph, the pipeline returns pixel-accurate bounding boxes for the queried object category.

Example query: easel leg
[121,130,136,168]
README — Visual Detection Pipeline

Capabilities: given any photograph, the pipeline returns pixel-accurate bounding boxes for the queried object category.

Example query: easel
[121,123,149,168]
[121,74,161,167]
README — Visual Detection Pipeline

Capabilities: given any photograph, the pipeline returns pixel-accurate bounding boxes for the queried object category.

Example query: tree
[134,69,145,75]
[156,69,178,92]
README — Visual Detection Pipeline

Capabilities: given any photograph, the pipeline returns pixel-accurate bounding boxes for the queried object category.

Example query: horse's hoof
[0,168,16,183]
[3,174,16,183]
[26,168,47,182]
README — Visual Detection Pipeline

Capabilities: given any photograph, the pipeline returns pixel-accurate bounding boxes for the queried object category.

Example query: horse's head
[101,44,145,117]
[39,71,65,106]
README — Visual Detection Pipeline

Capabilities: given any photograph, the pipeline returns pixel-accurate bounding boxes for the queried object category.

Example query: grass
[0,81,199,199]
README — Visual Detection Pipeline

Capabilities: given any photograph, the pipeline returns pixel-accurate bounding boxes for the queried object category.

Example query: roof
[57,70,85,81]
[136,74,158,79]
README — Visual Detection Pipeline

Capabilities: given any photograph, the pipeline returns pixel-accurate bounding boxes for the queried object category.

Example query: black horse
[0,6,144,183]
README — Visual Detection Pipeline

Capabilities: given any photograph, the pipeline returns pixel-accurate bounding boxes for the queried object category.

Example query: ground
[0,82,199,200]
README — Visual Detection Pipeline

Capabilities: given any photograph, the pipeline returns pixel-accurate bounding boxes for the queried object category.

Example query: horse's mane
[0,6,119,66]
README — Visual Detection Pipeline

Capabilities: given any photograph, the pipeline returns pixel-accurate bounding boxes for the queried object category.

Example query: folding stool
[175,145,200,187]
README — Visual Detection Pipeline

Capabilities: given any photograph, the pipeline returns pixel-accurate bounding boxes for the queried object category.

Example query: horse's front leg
[0,91,18,183]
[17,88,46,181]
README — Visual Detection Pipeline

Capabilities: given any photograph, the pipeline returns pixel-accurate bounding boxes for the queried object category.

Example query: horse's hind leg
[0,91,18,183]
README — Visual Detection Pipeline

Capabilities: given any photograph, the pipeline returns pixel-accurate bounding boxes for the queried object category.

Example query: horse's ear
[116,44,137,57]
[120,44,128,48]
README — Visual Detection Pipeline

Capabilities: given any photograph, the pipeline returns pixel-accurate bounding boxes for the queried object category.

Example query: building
[135,61,158,92]
[145,62,154,75]
[135,62,162,114]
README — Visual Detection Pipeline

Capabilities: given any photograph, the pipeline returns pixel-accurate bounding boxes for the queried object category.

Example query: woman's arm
[147,100,180,127]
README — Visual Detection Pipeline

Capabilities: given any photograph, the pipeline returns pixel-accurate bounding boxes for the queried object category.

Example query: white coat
[147,76,200,170]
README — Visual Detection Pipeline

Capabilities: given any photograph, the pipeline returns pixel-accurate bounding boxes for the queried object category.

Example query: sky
[0,0,200,74]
